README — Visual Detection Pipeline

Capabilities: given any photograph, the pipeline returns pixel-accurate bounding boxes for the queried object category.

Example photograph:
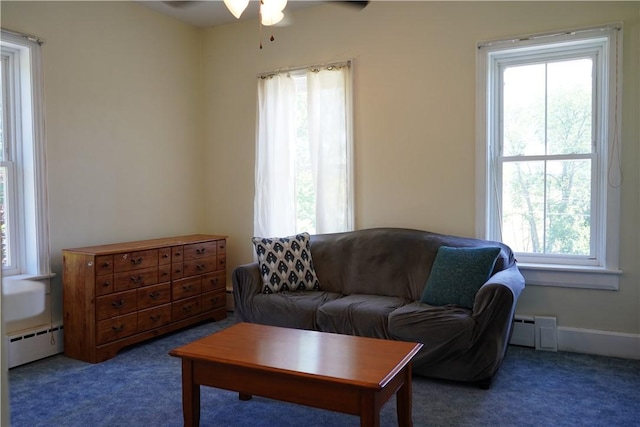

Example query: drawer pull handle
[211,278,219,285]
[102,281,111,288]
[102,262,111,268]
[131,275,143,284]
[150,315,161,322]
[196,264,205,271]
[182,285,193,291]
[175,268,182,273]
[112,299,125,308]
[112,325,125,333]
[182,305,193,313]
[211,297,219,304]
[131,257,143,265]
[196,248,206,255]
[175,252,181,257]
[162,253,169,259]
[149,291,161,300]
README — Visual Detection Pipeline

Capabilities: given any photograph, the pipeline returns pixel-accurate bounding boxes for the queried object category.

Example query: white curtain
[307,65,353,233]
[254,74,297,237]
[254,63,353,238]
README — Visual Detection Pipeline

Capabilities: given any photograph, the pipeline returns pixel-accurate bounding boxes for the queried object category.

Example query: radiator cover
[6,323,64,368]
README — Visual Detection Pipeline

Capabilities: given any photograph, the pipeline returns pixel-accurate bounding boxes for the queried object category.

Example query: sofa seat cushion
[388,301,475,363]
[247,291,343,330]
[316,294,409,339]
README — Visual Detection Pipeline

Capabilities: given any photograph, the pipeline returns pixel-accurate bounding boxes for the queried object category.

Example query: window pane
[503,64,546,156]
[0,165,8,267]
[502,161,545,252]
[502,159,591,256]
[545,159,591,255]
[547,59,593,155]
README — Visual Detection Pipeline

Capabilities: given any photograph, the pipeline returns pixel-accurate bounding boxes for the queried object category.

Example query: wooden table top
[170,322,422,390]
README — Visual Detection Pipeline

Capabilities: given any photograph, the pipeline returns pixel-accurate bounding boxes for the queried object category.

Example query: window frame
[1,29,50,279]
[254,60,354,238]
[476,24,622,290]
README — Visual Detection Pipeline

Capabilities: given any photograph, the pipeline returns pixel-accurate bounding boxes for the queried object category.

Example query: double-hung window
[476,24,622,289]
[1,29,50,278]
[254,61,354,237]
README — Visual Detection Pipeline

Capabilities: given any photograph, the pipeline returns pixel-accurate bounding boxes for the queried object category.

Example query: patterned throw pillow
[420,246,501,309]
[252,232,321,294]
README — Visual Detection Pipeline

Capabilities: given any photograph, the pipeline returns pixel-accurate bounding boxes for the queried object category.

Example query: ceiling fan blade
[333,1,370,10]
[162,1,198,9]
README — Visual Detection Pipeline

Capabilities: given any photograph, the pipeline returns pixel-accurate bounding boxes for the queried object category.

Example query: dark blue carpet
[8,315,640,426]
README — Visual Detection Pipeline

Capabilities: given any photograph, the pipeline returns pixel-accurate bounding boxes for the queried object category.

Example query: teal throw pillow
[420,246,501,309]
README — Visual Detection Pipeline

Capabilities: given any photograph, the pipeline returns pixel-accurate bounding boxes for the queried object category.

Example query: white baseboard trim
[557,327,640,360]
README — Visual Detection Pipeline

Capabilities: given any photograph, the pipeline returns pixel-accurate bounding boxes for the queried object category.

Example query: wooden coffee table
[169,322,423,427]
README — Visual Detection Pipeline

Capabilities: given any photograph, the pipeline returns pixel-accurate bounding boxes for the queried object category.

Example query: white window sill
[2,273,56,294]
[517,263,621,291]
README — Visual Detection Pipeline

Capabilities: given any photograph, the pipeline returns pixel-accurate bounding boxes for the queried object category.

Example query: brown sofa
[232,227,525,388]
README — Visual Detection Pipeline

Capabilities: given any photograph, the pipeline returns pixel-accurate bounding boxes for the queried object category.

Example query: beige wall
[0,1,638,339]
[203,2,640,335]
[1,1,205,329]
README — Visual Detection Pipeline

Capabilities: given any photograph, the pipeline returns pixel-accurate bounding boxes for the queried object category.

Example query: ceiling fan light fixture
[261,9,284,26]
[223,0,250,19]
[260,0,287,26]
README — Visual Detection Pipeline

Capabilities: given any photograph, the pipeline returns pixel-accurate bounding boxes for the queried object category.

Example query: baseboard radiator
[511,315,557,351]
[6,322,64,368]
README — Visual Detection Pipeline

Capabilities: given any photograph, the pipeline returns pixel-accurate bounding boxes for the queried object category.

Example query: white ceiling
[138,1,326,28]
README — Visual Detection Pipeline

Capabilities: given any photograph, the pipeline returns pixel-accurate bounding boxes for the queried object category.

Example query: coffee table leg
[182,360,201,427]
[359,391,380,427]
[396,364,413,427]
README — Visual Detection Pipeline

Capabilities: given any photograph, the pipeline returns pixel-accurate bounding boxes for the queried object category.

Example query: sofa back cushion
[309,228,515,301]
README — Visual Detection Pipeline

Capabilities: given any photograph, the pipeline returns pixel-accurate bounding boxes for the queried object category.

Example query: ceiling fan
[163,1,369,27]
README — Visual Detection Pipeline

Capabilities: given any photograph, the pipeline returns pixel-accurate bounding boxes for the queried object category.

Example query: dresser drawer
[216,253,226,271]
[96,312,137,345]
[113,249,158,272]
[96,290,138,321]
[201,290,225,311]
[137,283,171,309]
[217,239,226,254]
[172,276,201,300]
[95,255,114,275]
[184,241,217,260]
[95,274,114,296]
[183,257,216,277]
[202,271,226,292]
[171,262,184,280]
[172,296,201,322]
[158,264,171,283]
[172,245,184,263]
[158,247,172,265]
[137,304,171,332]
[114,267,158,292]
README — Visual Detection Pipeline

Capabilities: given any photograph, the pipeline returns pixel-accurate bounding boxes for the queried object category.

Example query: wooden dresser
[62,234,227,363]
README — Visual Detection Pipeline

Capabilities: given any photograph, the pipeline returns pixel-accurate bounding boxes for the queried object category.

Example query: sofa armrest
[470,264,526,369]
[232,262,263,322]
[474,264,525,315]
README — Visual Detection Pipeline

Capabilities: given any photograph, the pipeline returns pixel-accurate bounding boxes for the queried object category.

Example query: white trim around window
[476,24,623,290]
[1,29,51,278]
